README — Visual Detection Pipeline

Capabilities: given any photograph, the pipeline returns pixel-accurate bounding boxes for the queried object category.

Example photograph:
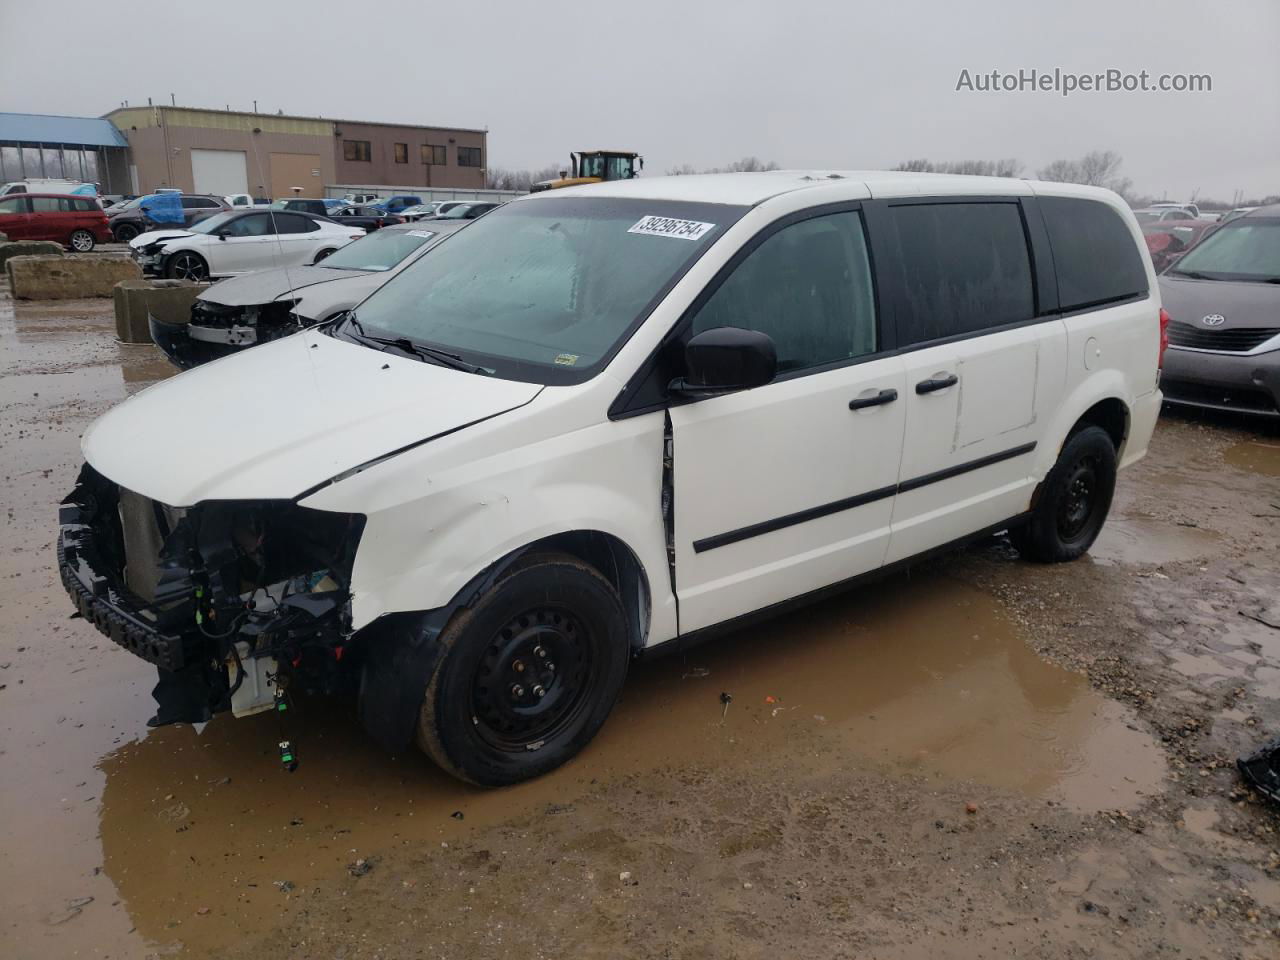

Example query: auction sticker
[406,230,435,238]
[628,215,716,241]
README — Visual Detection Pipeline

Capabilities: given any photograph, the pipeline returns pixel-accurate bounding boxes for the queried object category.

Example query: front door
[211,212,280,274]
[671,209,907,633]
[874,199,1066,563]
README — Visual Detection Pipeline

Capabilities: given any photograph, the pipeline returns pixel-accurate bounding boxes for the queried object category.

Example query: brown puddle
[71,576,1166,955]
[1088,516,1220,566]
[0,297,1167,958]
[1224,438,1280,478]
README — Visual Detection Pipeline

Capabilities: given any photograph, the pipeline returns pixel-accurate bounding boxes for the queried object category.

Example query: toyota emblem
[1201,314,1226,326]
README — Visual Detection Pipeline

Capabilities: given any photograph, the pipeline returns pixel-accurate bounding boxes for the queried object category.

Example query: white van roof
[524,170,1119,208]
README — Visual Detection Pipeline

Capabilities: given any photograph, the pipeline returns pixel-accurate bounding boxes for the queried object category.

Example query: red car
[0,193,113,252]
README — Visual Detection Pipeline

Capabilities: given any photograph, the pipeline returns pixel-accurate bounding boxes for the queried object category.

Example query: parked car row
[151,219,468,368]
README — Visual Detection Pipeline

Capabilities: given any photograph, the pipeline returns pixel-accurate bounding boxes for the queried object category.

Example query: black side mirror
[669,327,777,397]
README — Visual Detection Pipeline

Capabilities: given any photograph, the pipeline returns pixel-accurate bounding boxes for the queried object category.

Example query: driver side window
[225,213,272,237]
[691,211,877,373]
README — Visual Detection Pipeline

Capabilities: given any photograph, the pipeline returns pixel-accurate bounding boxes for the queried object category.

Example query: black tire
[69,229,96,252]
[313,248,336,263]
[1011,425,1117,563]
[417,553,629,786]
[113,222,139,243]
[165,251,209,282]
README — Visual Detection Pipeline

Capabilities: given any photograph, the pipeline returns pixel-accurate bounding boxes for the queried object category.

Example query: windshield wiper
[336,313,488,374]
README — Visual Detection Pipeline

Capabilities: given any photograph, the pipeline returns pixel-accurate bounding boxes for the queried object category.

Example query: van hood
[82,330,542,506]
[197,265,372,307]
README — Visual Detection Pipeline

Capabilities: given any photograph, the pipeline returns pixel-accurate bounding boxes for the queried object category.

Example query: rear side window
[273,213,318,233]
[1039,197,1148,311]
[72,198,97,212]
[884,202,1035,344]
[691,211,877,373]
[30,196,72,212]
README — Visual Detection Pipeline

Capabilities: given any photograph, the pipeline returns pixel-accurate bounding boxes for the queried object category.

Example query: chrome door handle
[915,373,958,394]
[848,388,899,410]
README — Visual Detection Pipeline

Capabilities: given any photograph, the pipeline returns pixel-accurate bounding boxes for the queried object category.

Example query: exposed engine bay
[58,463,365,728]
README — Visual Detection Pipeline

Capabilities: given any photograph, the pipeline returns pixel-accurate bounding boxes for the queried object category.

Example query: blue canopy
[139,193,184,225]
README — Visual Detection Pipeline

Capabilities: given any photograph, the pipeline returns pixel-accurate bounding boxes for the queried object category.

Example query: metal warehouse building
[0,113,131,193]
[104,105,487,198]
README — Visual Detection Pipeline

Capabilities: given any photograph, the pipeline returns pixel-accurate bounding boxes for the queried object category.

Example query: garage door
[191,149,249,197]
[269,153,323,201]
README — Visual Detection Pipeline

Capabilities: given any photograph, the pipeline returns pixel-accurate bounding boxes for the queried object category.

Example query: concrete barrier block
[7,254,142,300]
[113,278,212,343]
[0,241,65,274]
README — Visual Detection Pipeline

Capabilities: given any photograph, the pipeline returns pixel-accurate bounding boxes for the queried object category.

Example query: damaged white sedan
[59,172,1163,786]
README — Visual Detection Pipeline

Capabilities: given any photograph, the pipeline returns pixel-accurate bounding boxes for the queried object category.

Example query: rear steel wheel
[1011,425,1116,563]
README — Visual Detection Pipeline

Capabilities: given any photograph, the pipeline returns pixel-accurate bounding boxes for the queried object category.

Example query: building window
[394,142,408,164]
[421,144,446,165]
[343,140,372,162]
[458,146,482,168]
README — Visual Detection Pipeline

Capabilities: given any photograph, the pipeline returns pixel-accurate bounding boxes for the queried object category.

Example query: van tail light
[349,234,364,240]
[1158,307,1171,369]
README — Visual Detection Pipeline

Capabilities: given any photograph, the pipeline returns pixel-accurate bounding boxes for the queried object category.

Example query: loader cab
[532,151,644,192]
[573,151,642,181]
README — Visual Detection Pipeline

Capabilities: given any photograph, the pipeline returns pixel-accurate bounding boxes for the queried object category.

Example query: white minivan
[59,171,1165,786]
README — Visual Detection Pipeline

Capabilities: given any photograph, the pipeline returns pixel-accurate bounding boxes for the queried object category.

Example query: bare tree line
[489,151,1274,209]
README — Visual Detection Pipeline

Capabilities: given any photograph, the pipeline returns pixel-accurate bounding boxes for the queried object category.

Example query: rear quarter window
[1039,197,1148,311]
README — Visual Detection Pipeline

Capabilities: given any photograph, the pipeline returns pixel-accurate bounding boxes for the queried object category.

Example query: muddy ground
[2,290,1279,960]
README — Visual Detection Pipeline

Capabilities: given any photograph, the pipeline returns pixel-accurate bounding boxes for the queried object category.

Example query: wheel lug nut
[533,645,547,659]
[546,661,556,672]
[532,684,546,699]
[513,659,525,673]
[510,684,524,699]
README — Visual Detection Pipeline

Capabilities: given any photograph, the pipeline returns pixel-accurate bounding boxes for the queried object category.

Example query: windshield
[1169,220,1280,282]
[341,197,743,383]
[321,227,438,271]
[187,212,238,235]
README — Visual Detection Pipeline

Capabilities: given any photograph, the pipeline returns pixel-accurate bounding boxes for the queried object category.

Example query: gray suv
[109,194,230,243]
[1159,204,1280,417]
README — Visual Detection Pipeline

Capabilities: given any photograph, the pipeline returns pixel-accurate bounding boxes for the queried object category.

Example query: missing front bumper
[58,464,365,724]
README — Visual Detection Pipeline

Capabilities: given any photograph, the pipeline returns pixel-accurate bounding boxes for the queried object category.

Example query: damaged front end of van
[58,463,365,726]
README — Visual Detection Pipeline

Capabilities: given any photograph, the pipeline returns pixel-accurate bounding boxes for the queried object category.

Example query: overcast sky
[1,0,1275,200]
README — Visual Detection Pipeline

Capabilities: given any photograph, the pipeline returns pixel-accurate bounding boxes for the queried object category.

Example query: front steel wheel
[417,553,629,786]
